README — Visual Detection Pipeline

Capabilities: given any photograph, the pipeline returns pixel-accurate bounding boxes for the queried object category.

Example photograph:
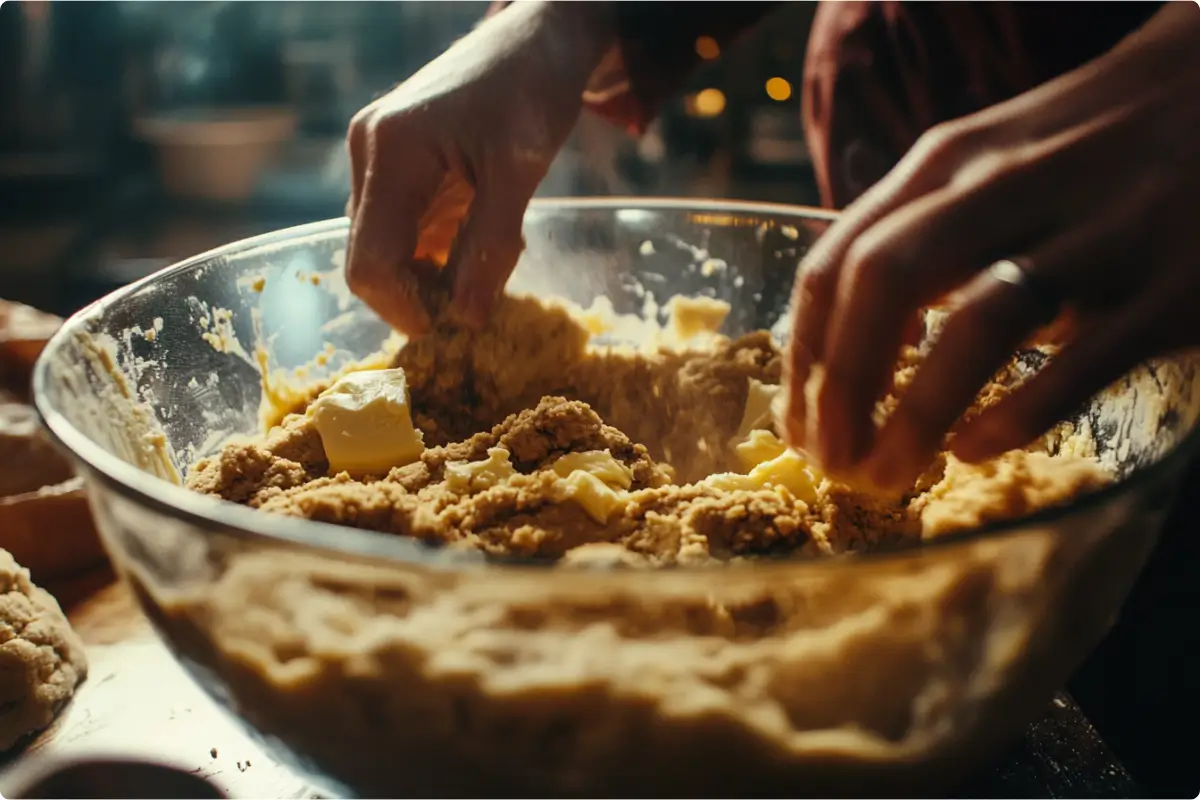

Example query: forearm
[1105,1,1199,77]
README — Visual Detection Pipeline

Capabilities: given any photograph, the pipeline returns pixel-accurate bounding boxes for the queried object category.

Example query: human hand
[781,1,1200,492]
[344,1,615,336]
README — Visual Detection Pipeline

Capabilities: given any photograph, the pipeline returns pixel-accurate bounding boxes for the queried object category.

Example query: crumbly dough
[175,293,1115,795]
[188,294,1110,562]
[0,548,88,751]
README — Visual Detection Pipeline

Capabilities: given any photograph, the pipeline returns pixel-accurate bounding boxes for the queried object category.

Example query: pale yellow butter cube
[308,368,425,477]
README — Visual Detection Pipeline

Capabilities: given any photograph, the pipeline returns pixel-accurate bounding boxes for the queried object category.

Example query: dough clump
[0,549,88,751]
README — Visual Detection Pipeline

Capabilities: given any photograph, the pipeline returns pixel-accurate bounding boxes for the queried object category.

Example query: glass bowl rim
[32,197,1200,574]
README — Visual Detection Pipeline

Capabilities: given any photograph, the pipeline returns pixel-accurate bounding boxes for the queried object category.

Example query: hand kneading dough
[0,549,87,751]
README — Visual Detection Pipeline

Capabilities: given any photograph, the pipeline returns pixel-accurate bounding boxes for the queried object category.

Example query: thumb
[449,179,532,328]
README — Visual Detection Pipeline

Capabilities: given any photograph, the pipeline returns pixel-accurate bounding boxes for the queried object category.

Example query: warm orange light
[689,88,726,117]
[765,76,792,102]
[695,35,720,60]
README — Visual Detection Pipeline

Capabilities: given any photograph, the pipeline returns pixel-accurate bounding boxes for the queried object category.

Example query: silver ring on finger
[987,256,1062,324]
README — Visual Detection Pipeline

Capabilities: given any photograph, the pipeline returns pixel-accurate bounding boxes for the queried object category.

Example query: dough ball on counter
[0,548,87,751]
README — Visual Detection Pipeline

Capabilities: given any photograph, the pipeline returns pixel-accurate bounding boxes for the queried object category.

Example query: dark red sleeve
[488,2,780,135]
[802,1,1163,208]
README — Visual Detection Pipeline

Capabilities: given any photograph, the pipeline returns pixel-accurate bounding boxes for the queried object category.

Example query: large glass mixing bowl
[33,200,1200,797]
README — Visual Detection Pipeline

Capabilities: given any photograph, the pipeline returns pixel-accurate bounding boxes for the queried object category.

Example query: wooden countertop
[0,569,322,799]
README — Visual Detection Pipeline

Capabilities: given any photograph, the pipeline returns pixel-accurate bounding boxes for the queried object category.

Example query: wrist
[528,1,619,97]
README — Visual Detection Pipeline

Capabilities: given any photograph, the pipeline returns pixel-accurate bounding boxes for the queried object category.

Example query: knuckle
[914,123,966,167]
[346,115,368,167]
[343,240,387,295]
[796,262,834,302]
[844,236,902,292]
[342,256,373,295]
[349,104,413,150]
[953,147,1033,191]
[910,121,989,176]
[348,106,375,140]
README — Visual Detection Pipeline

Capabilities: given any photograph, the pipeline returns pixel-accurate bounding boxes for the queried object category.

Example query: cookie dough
[188,294,1110,562]
[0,548,88,751]
[172,292,1117,796]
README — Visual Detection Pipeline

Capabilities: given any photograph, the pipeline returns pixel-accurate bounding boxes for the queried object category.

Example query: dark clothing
[585,1,1161,207]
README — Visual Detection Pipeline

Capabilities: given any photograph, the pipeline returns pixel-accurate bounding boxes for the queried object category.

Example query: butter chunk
[559,471,628,524]
[707,431,821,505]
[445,447,517,493]
[551,450,633,523]
[734,378,784,442]
[308,369,425,477]
[735,429,788,473]
[551,450,634,490]
[665,295,730,341]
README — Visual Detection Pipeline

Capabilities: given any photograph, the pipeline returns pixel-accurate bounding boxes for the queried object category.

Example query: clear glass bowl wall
[34,200,1200,797]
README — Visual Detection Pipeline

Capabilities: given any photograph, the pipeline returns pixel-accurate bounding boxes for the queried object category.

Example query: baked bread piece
[0,301,106,585]
[0,399,75,498]
[0,300,62,405]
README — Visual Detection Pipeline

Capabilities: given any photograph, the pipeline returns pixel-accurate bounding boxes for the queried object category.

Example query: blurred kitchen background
[0,0,817,316]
